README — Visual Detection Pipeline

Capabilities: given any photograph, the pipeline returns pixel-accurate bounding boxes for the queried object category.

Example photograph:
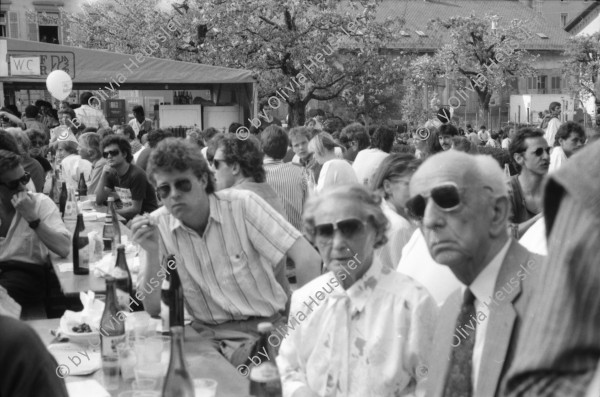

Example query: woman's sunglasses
[156,179,193,199]
[314,218,367,240]
[0,172,31,190]
[405,182,462,220]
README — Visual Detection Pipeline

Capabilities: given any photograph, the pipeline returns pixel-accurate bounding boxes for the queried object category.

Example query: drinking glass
[193,378,218,397]
[131,378,157,391]
[118,391,160,397]
[117,342,137,381]
[102,356,120,391]
[134,362,167,391]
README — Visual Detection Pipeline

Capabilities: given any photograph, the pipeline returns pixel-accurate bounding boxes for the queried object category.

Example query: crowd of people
[0,93,599,397]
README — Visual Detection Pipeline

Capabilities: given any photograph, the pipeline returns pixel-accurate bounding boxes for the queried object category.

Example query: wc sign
[9,56,41,76]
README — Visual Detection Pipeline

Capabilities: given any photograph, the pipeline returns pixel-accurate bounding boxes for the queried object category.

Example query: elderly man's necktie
[443,288,477,397]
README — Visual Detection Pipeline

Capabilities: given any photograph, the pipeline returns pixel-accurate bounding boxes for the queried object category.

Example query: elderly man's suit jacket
[425,240,543,397]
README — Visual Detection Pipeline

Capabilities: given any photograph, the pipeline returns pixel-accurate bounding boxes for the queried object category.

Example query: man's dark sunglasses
[0,172,31,190]
[156,179,193,199]
[405,182,462,220]
[531,147,551,157]
[314,218,367,240]
[103,149,121,158]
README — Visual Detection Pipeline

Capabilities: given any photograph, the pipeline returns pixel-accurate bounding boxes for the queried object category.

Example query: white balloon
[46,70,72,101]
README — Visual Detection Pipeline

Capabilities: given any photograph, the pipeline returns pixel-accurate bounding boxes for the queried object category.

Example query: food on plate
[71,323,93,333]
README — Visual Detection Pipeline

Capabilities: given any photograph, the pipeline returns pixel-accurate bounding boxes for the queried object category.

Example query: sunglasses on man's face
[529,147,551,157]
[156,179,193,200]
[405,182,462,221]
[314,218,368,240]
[103,149,121,158]
[0,172,31,190]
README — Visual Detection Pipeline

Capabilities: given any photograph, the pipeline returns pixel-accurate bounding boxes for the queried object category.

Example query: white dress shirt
[277,258,438,397]
[549,146,567,173]
[468,239,511,390]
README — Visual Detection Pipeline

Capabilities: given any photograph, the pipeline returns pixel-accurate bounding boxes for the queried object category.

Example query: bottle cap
[117,244,126,250]
[257,322,273,333]
[107,197,114,202]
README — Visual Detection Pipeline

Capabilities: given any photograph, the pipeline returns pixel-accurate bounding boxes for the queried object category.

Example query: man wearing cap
[408,151,542,397]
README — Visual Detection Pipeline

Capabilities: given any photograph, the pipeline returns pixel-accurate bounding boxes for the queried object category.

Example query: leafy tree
[407,14,537,120]
[562,32,600,105]
[56,0,407,127]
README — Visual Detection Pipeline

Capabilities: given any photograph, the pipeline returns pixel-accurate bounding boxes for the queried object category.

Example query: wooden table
[29,318,250,397]
[51,215,132,297]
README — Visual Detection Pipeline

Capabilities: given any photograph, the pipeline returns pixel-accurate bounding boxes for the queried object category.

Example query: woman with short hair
[277,184,437,397]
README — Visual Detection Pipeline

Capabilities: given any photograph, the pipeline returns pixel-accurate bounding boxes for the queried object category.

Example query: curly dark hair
[211,134,266,183]
[146,129,173,149]
[439,124,459,137]
[554,121,585,147]
[342,123,370,150]
[101,134,133,163]
[371,126,395,153]
[148,138,215,194]
[509,127,545,158]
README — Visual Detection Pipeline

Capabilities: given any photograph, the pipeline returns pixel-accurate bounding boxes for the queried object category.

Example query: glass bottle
[59,181,68,218]
[72,213,89,275]
[102,197,121,254]
[162,326,194,397]
[249,322,282,397]
[113,244,133,311]
[100,277,125,391]
[160,255,184,334]
[77,172,88,199]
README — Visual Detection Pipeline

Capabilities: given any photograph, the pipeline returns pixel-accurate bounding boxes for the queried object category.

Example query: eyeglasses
[314,218,368,240]
[156,179,193,199]
[0,172,31,190]
[530,147,551,157]
[405,182,462,220]
[103,149,121,158]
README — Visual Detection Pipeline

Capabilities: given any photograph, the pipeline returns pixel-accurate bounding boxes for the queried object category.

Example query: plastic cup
[193,378,218,397]
[117,342,137,381]
[102,356,120,391]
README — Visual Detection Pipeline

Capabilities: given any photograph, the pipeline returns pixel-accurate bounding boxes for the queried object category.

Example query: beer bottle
[77,172,87,198]
[102,197,121,254]
[162,326,194,397]
[113,245,132,311]
[249,322,282,397]
[160,255,184,334]
[72,213,89,275]
[59,181,68,218]
[100,277,125,389]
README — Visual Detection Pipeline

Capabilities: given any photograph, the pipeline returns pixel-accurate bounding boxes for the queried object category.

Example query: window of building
[551,76,562,93]
[37,12,60,43]
[0,12,6,37]
[561,13,568,27]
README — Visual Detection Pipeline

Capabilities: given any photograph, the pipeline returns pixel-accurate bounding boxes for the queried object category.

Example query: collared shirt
[0,193,70,265]
[264,157,307,230]
[468,239,511,390]
[544,118,561,146]
[128,118,153,138]
[277,258,438,397]
[74,105,109,129]
[151,189,302,325]
[549,146,567,173]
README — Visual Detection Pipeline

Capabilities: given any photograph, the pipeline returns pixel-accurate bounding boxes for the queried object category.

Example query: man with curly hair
[130,139,321,367]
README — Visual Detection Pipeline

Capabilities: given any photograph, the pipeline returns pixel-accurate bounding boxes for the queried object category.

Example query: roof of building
[565,1,600,34]
[343,0,572,52]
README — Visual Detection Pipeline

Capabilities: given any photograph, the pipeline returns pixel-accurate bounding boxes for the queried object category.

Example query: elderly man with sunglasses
[130,139,321,368]
[0,149,70,315]
[407,150,543,397]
